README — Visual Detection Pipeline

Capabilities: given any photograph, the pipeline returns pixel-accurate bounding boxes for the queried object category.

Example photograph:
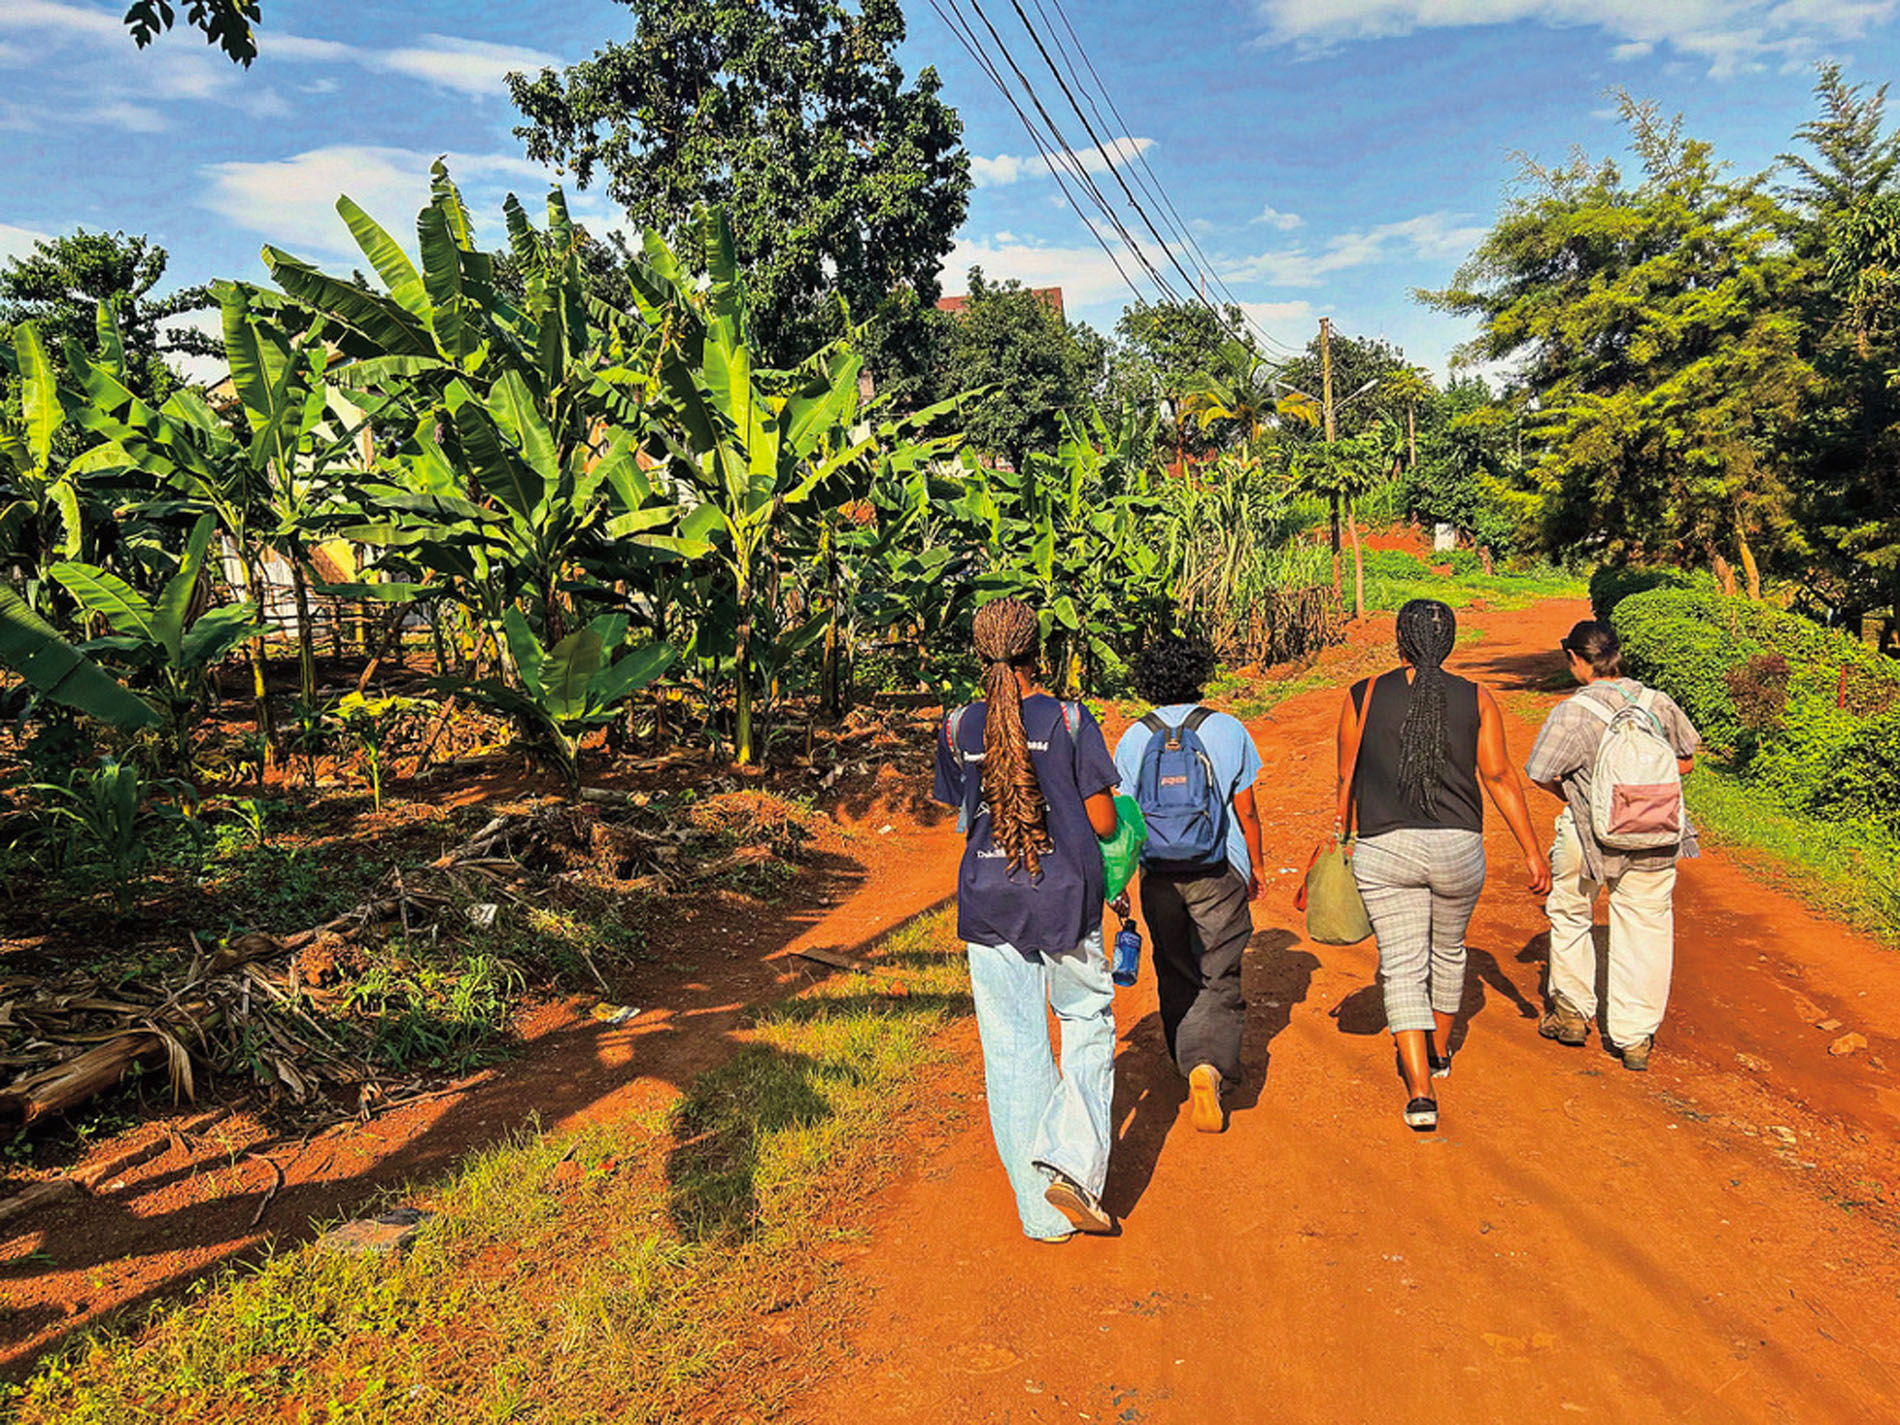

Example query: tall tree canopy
[509,0,970,365]
[1423,95,1811,595]
[0,230,215,407]
[938,269,1107,469]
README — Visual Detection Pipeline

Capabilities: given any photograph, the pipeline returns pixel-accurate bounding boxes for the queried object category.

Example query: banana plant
[972,409,1169,694]
[0,582,160,730]
[643,208,962,763]
[32,758,188,914]
[0,321,84,587]
[275,168,705,658]
[49,513,264,777]
[452,608,676,798]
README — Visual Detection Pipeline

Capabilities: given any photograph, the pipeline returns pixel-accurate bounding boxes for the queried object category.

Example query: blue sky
[1,0,1896,379]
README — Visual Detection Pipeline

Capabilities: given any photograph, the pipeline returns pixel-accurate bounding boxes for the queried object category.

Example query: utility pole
[1320,316,1341,595]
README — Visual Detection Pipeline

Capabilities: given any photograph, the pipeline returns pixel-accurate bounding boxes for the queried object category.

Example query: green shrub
[1589,564,1701,621]
[1613,586,1900,836]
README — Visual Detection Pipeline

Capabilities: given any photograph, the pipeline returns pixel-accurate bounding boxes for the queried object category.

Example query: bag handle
[1335,675,1376,843]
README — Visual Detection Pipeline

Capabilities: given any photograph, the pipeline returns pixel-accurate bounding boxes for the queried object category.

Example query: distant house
[936,287,1066,321]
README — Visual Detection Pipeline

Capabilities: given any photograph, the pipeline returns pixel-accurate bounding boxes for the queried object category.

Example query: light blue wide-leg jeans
[966,930,1115,1239]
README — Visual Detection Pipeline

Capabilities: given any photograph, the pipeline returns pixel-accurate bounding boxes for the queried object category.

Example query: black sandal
[1404,1097,1438,1131]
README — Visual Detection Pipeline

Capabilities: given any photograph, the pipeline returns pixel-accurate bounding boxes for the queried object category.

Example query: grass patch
[1687,761,1900,948]
[4,911,973,1424]
[1358,550,1586,613]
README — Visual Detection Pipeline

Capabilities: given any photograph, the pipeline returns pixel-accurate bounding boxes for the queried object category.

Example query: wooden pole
[1321,317,1341,596]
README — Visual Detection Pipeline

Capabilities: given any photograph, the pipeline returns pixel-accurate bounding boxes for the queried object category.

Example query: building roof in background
[937,287,1065,321]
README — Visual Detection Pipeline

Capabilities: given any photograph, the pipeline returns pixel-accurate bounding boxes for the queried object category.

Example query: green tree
[0,230,215,409]
[1108,301,1248,460]
[1778,63,1900,223]
[509,0,970,366]
[1424,96,1812,597]
[938,268,1106,468]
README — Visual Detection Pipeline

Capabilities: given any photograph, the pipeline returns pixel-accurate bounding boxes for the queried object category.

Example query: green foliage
[31,759,189,912]
[509,0,970,367]
[1425,95,1811,581]
[1587,563,1704,620]
[123,1,261,65]
[0,230,214,410]
[934,267,1108,467]
[49,513,264,776]
[1613,586,1900,836]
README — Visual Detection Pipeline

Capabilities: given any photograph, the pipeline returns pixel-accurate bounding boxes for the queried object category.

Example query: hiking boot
[1538,994,1590,1047]
[1042,1170,1114,1235]
[1188,1063,1226,1133]
[1620,1036,1652,1072]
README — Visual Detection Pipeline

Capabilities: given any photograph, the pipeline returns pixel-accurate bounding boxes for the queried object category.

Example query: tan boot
[1538,993,1589,1047]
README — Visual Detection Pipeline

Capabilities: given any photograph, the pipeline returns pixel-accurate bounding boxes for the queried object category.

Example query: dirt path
[805,599,1900,1424]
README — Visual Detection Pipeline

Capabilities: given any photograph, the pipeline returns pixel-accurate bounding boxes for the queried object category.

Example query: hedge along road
[806,597,1900,1424]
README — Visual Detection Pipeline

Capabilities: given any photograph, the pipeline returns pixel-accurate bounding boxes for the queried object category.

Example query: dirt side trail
[805,599,1900,1424]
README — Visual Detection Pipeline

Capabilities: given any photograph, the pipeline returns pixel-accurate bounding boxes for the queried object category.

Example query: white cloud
[940,231,1170,310]
[1252,204,1304,230]
[0,1,120,44]
[972,136,1155,188]
[372,35,560,95]
[1239,299,1317,330]
[201,145,559,261]
[1252,0,1897,76]
[1223,211,1489,288]
[86,100,168,133]
[0,222,51,269]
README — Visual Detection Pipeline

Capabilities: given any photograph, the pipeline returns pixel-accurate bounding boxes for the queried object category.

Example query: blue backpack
[1134,707,1227,872]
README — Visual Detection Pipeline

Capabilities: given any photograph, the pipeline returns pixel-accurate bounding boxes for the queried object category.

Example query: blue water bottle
[1112,917,1143,989]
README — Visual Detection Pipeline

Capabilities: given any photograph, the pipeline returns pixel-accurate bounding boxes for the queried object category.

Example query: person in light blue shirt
[1113,634,1264,1134]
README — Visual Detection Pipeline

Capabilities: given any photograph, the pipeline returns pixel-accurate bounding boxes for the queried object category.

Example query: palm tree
[1182,340,1314,448]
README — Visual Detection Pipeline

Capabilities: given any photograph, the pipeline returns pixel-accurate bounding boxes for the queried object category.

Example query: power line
[1030,0,1303,359]
[954,0,1192,307]
[921,0,1155,311]
[995,0,1224,326]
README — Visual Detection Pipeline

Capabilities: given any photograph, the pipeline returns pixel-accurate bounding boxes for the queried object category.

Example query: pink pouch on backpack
[1609,784,1681,838]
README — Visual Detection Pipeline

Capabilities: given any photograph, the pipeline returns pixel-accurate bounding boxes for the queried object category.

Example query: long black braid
[1395,599,1458,812]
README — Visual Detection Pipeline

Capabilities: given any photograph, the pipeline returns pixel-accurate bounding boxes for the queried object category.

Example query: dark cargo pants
[1137,866,1252,1088]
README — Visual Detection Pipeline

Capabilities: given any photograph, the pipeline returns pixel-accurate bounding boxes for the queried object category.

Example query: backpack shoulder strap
[1570,691,1616,726]
[945,703,969,749]
[1182,706,1217,734]
[1061,700,1082,738]
[1139,710,1169,737]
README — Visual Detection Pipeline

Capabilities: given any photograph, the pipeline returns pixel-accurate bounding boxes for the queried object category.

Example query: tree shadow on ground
[664,976,973,1243]
[1101,928,1314,1220]
[1455,643,1573,695]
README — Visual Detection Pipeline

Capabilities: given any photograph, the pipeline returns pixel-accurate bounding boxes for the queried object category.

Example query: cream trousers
[1546,810,1678,1048]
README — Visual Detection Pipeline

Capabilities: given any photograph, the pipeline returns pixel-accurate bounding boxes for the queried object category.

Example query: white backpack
[1574,685,1684,851]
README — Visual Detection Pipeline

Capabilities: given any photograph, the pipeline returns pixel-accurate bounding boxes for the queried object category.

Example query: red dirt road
[808,600,1900,1423]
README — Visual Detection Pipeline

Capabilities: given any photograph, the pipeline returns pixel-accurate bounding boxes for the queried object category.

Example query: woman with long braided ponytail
[1336,599,1550,1131]
[934,598,1124,1240]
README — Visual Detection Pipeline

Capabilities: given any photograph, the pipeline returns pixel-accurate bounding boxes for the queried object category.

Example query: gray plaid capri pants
[1351,828,1487,1034]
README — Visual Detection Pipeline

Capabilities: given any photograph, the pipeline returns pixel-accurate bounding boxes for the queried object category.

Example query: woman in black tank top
[1332,600,1551,1131]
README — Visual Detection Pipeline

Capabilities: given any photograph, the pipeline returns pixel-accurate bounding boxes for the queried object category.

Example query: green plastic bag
[1299,836,1373,946]
[1100,795,1148,899]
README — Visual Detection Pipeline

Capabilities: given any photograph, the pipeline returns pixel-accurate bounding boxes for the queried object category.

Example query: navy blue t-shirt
[933,694,1120,953]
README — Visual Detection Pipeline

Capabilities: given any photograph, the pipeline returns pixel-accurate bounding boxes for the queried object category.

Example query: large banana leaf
[14,323,60,471]
[337,196,429,319]
[486,371,558,482]
[47,562,159,643]
[586,641,676,712]
[0,584,159,729]
[501,606,546,697]
[264,248,435,357]
[181,603,266,670]
[153,514,217,662]
[542,627,603,722]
